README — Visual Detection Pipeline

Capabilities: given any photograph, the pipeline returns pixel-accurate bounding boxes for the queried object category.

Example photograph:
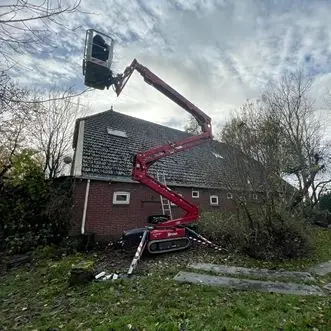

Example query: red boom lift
[82,29,223,276]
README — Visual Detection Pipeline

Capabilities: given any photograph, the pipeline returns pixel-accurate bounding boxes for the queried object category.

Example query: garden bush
[196,205,313,261]
[0,150,74,254]
[318,192,331,212]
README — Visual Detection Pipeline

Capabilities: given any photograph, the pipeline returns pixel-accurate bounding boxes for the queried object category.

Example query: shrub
[0,151,74,254]
[196,211,247,253]
[303,208,331,228]
[318,192,331,212]
[243,209,313,260]
[196,205,313,261]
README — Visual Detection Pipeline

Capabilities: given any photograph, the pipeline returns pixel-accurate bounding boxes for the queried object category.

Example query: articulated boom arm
[115,59,212,133]
[114,59,213,228]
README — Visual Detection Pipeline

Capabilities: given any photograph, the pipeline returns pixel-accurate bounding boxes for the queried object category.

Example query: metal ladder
[156,171,173,219]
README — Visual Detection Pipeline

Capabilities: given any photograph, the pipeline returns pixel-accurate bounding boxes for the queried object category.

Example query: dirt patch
[0,242,229,279]
[92,243,229,276]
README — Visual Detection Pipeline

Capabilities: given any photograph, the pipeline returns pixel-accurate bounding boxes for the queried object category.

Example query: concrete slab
[323,283,331,292]
[174,271,326,296]
[188,263,316,282]
[308,261,331,276]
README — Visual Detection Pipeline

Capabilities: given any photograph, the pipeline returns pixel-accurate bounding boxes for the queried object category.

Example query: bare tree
[29,89,83,179]
[0,1,91,106]
[0,71,88,184]
[0,71,33,187]
[310,146,331,205]
[263,70,327,208]
[220,99,284,177]
[220,70,327,209]
[184,114,201,134]
[0,70,30,115]
[218,141,295,211]
[0,0,81,70]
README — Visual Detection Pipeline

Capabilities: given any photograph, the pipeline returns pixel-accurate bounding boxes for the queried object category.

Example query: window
[210,195,219,206]
[252,193,258,200]
[113,191,130,205]
[192,190,199,198]
[226,192,233,199]
[107,127,128,138]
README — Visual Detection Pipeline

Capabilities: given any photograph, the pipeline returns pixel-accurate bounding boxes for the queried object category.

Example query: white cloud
[4,0,331,138]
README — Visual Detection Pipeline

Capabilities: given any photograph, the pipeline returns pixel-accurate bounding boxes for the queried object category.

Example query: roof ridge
[79,107,195,136]
[76,108,114,122]
[112,109,193,135]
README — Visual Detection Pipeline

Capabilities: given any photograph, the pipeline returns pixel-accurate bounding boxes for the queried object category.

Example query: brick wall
[71,178,254,241]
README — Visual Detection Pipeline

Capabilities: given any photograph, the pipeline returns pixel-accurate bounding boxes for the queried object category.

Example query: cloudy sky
[4,0,331,137]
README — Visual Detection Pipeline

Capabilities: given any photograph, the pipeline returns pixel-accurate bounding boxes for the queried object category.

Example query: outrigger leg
[127,228,150,277]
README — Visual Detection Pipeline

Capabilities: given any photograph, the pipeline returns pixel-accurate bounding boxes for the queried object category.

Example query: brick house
[69,108,273,241]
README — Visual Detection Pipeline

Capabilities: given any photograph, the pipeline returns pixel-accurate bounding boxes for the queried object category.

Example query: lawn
[1,227,331,331]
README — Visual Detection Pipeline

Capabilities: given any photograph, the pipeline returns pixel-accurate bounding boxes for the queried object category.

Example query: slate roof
[73,109,272,191]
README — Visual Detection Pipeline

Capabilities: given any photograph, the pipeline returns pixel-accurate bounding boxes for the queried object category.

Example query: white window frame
[210,195,219,206]
[113,191,130,205]
[226,192,233,199]
[192,190,199,198]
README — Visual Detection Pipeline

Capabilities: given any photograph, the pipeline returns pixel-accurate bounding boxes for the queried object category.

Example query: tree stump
[68,261,95,286]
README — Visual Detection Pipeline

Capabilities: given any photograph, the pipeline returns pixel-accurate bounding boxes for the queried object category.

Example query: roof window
[107,127,128,138]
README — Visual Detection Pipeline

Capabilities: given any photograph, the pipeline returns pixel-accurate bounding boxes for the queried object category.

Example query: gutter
[74,174,253,192]
[81,179,90,234]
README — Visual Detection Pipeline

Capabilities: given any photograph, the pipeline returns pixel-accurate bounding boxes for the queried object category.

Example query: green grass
[1,227,331,331]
